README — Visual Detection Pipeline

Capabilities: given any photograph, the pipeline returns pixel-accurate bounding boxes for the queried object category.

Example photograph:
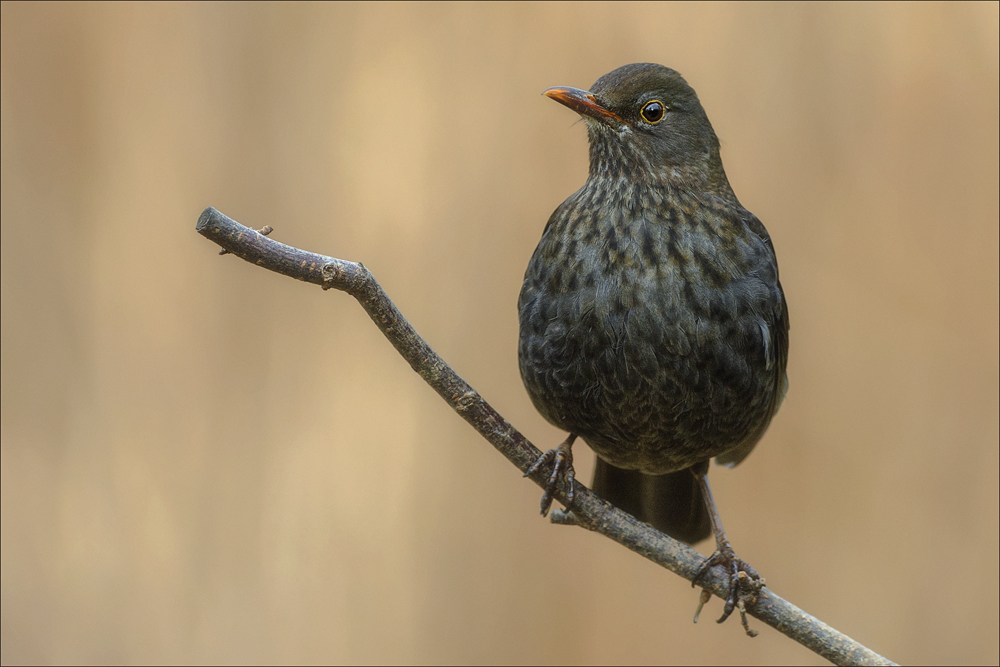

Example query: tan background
[2,2,998,665]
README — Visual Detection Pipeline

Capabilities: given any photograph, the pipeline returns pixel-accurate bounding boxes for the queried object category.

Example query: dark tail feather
[591,458,711,544]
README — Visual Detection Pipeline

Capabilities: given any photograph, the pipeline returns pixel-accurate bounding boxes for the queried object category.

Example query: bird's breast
[530,186,771,325]
[518,186,783,472]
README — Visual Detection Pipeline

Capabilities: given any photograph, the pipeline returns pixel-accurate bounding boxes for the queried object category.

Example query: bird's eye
[640,100,666,124]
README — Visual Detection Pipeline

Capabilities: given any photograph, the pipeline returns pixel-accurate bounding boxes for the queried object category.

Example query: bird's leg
[689,461,764,637]
[524,434,577,517]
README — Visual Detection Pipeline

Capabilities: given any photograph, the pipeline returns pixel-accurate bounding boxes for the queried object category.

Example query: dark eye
[640,100,666,124]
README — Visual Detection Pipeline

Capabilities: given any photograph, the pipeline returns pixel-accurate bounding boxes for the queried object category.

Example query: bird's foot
[692,545,765,637]
[523,434,576,517]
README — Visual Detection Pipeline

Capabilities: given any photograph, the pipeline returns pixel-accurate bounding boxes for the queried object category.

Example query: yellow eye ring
[640,100,667,124]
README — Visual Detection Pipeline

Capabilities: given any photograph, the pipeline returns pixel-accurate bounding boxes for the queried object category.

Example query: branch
[196,207,896,667]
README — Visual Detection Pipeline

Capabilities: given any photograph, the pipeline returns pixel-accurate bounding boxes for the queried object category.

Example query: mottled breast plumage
[518,178,787,475]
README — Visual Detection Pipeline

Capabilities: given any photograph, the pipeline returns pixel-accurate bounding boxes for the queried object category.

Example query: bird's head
[545,63,733,198]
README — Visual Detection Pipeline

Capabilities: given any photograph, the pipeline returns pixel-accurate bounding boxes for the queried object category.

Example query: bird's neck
[586,134,737,203]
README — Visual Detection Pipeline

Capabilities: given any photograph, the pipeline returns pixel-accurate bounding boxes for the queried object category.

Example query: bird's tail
[591,458,711,544]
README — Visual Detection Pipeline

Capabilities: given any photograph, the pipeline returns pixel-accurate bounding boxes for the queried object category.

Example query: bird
[518,63,789,631]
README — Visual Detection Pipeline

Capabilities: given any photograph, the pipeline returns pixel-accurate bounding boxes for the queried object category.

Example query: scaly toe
[692,552,764,638]
[525,437,576,517]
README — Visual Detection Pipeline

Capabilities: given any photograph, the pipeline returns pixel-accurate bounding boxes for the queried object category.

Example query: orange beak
[544,86,623,123]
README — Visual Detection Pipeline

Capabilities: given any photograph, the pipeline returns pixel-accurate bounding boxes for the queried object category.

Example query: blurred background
[2,2,997,665]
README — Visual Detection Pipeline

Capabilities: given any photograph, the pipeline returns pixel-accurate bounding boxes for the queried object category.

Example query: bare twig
[196,206,896,667]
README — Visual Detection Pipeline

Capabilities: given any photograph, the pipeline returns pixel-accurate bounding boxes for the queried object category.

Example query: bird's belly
[518,273,779,474]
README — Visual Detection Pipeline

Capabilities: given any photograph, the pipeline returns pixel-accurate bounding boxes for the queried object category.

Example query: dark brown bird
[519,63,788,629]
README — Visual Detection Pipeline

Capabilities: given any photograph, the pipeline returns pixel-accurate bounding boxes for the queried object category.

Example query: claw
[737,598,758,638]
[693,587,712,624]
[524,434,576,517]
[691,550,764,636]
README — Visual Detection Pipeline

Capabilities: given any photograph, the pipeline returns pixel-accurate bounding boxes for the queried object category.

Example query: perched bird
[518,63,788,629]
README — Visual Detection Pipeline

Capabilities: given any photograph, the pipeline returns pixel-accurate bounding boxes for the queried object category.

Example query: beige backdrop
[2,3,998,665]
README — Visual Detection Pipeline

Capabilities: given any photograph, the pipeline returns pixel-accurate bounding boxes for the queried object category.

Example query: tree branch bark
[196,206,895,667]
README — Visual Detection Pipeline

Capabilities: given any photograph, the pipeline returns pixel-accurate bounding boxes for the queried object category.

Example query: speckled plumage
[519,64,788,545]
